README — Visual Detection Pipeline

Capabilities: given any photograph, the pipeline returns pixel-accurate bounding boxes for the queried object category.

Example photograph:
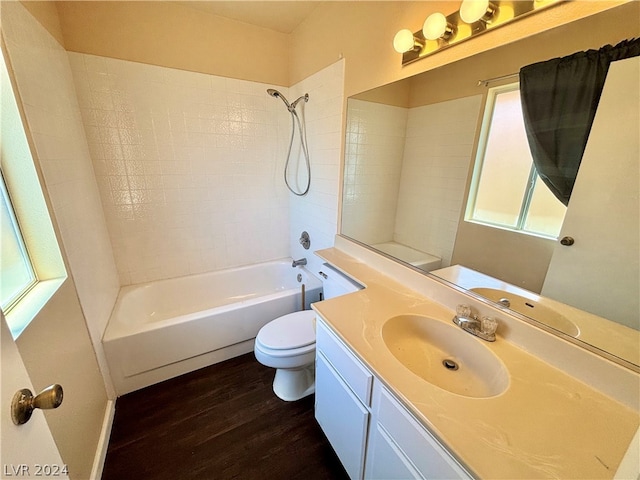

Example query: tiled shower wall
[340,95,482,267]
[69,54,295,285]
[288,60,345,276]
[342,99,407,244]
[395,95,483,266]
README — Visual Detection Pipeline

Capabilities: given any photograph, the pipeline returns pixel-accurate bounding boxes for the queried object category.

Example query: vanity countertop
[312,247,639,479]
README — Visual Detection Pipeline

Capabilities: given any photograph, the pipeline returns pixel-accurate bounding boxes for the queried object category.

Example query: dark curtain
[519,38,640,206]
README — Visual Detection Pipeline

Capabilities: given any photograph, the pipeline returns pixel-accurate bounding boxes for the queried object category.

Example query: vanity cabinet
[366,381,472,479]
[315,318,471,480]
[315,320,372,479]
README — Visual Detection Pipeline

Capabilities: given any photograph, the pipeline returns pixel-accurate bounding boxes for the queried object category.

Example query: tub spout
[292,258,307,267]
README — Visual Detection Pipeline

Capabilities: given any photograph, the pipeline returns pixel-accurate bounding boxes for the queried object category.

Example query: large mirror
[341,3,639,369]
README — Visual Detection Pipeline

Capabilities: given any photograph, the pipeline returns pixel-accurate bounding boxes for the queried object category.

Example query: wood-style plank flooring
[102,353,348,480]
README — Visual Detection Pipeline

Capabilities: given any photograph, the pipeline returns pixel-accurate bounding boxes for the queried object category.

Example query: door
[1,312,68,479]
[542,57,640,329]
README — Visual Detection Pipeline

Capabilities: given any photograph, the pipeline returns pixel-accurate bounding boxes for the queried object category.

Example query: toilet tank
[319,264,363,300]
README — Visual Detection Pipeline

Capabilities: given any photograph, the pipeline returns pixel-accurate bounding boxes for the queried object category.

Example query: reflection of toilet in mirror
[254,265,362,401]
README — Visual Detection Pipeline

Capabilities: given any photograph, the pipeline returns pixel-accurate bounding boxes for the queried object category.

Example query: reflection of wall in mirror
[342,100,406,245]
[343,96,482,267]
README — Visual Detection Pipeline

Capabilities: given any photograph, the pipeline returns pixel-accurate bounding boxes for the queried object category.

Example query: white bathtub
[103,259,322,395]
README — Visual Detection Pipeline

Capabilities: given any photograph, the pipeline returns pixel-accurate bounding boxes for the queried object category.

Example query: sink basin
[471,287,580,337]
[382,315,509,398]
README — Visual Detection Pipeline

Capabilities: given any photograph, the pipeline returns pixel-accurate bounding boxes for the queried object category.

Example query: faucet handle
[481,316,498,336]
[456,304,473,318]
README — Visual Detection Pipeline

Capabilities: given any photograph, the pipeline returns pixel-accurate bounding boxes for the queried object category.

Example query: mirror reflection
[341,3,639,368]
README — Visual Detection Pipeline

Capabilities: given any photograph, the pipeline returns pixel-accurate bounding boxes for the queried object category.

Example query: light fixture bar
[399,0,561,67]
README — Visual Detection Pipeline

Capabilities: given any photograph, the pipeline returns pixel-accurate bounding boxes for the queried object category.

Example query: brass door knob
[560,236,575,246]
[11,384,63,425]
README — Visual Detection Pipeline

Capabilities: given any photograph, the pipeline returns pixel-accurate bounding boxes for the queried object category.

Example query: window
[466,84,566,238]
[1,48,66,339]
[0,171,37,311]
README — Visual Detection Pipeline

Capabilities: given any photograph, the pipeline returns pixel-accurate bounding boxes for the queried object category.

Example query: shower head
[267,88,291,109]
[290,93,309,110]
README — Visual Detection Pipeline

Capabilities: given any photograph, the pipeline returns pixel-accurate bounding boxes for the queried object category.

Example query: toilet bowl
[254,263,362,401]
[254,310,317,401]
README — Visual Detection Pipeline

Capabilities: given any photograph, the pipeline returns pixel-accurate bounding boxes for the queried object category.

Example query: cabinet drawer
[376,384,471,479]
[316,319,373,406]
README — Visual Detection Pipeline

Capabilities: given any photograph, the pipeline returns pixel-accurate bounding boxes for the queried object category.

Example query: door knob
[560,236,575,246]
[11,384,63,425]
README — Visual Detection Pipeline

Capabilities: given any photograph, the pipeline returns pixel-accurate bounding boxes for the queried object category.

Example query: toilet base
[272,363,315,401]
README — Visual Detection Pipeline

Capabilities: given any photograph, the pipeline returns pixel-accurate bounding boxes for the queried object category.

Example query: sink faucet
[498,297,511,308]
[453,305,497,342]
[455,315,481,330]
[292,258,307,267]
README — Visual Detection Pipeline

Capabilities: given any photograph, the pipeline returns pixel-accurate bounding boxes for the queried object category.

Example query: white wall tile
[287,60,345,276]
[342,99,408,245]
[70,53,291,284]
[394,95,483,266]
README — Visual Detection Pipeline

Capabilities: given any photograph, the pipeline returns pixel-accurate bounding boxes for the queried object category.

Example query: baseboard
[90,399,115,480]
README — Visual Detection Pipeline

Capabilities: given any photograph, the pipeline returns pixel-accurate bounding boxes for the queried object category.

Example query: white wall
[2,4,113,476]
[2,2,119,397]
[395,95,483,266]
[69,54,292,285]
[340,95,482,266]
[342,99,407,245]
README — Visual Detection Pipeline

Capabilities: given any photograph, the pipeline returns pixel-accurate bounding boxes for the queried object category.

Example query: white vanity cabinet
[365,381,472,479]
[315,318,472,480]
[315,319,373,479]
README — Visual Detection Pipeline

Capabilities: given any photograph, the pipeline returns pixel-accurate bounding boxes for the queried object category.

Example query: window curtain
[519,38,640,206]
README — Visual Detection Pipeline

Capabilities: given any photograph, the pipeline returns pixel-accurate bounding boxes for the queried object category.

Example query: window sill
[465,219,559,241]
[5,276,67,339]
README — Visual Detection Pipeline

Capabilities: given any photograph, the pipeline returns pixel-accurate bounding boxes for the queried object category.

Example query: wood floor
[102,353,348,480]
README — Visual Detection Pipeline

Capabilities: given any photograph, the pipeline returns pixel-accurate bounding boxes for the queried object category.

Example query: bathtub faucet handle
[292,258,307,267]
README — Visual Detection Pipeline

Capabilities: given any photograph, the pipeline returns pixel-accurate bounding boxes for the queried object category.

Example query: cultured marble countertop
[312,248,639,479]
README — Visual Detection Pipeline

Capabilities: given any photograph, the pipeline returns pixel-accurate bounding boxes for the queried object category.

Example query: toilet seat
[255,340,315,358]
[256,310,316,352]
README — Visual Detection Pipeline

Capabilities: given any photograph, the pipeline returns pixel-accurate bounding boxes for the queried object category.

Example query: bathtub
[103,259,323,395]
[371,241,441,272]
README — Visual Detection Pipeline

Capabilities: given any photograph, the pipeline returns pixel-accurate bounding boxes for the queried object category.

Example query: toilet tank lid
[257,310,316,350]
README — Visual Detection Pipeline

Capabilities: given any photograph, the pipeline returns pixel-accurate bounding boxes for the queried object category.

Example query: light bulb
[460,0,496,23]
[422,13,448,40]
[393,29,417,53]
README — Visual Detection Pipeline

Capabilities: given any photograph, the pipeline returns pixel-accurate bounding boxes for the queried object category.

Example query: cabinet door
[315,353,369,480]
[373,383,472,480]
[366,423,422,480]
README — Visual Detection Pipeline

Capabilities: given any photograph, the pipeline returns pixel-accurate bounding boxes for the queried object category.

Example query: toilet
[254,264,362,401]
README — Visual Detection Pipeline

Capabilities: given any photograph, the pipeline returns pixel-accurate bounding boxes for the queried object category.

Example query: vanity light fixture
[459,0,498,24]
[422,12,456,42]
[393,0,560,66]
[393,28,425,54]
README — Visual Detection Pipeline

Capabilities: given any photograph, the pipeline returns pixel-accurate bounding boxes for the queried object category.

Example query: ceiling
[176,1,324,34]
